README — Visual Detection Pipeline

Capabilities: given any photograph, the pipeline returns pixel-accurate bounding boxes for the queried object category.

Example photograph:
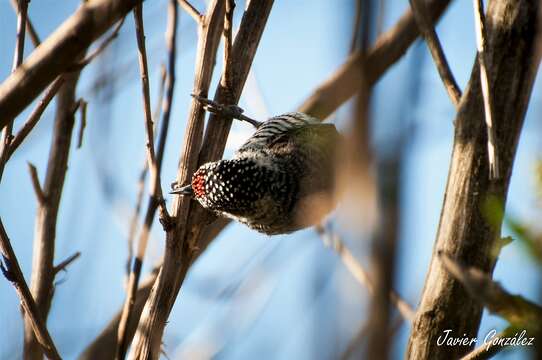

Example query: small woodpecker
[171,96,340,235]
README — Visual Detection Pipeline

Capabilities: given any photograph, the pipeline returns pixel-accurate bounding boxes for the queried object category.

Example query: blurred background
[0,0,541,359]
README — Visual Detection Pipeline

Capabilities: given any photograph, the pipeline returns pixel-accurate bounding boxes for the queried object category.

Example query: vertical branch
[23,68,83,359]
[222,0,235,92]
[473,0,499,180]
[116,3,177,358]
[0,219,61,360]
[129,2,274,359]
[10,0,40,47]
[406,0,540,358]
[0,0,29,180]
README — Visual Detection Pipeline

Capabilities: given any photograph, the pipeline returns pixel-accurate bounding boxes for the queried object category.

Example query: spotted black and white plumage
[181,112,340,235]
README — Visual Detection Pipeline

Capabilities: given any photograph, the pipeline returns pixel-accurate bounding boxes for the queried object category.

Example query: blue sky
[0,0,541,359]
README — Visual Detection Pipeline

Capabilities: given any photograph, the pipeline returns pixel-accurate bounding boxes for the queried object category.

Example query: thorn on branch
[27,162,46,204]
[53,251,81,275]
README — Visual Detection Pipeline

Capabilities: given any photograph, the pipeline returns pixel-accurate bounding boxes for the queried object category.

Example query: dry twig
[0,218,61,360]
[298,0,452,119]
[10,0,40,47]
[0,0,143,123]
[116,3,177,358]
[440,253,542,332]
[409,0,461,107]
[178,0,203,24]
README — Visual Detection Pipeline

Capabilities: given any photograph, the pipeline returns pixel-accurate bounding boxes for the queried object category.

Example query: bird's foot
[191,94,262,128]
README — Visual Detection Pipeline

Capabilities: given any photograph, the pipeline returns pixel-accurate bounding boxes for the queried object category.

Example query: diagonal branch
[409,0,461,107]
[0,0,143,124]
[178,0,203,24]
[440,252,542,332]
[10,0,40,47]
[0,218,61,360]
[298,0,452,119]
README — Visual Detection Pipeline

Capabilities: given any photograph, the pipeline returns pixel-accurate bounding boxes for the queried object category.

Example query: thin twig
[178,0,203,24]
[7,76,65,159]
[10,0,40,47]
[298,0,452,119]
[0,218,62,360]
[72,17,126,71]
[222,0,235,92]
[53,251,81,275]
[12,0,28,72]
[473,0,500,180]
[133,5,170,223]
[0,0,143,123]
[0,0,29,180]
[409,0,461,107]
[27,162,46,204]
[316,226,415,322]
[126,65,167,277]
[117,4,177,358]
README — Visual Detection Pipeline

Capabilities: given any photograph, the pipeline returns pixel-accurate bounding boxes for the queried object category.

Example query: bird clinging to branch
[171,95,340,235]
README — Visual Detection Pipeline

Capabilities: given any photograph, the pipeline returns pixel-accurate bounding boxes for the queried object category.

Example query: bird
[171,95,340,235]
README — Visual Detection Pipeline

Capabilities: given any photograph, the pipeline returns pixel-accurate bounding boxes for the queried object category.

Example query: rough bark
[406,0,541,358]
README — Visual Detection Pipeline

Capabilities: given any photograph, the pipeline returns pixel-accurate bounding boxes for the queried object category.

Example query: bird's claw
[191,94,245,119]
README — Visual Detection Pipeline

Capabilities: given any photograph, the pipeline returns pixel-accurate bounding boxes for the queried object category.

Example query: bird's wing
[235,112,321,155]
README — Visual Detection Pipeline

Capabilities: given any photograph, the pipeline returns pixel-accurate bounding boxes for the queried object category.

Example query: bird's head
[171,158,270,212]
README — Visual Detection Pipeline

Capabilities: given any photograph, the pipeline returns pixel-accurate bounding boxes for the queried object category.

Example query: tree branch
[116,3,177,357]
[128,1,274,358]
[406,0,541,358]
[0,218,61,360]
[0,0,143,124]
[298,0,452,119]
[440,253,542,332]
[24,64,83,360]
[178,0,203,24]
[409,0,461,107]
[10,0,40,47]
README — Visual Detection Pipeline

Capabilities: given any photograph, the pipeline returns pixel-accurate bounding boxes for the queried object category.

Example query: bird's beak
[170,184,194,196]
